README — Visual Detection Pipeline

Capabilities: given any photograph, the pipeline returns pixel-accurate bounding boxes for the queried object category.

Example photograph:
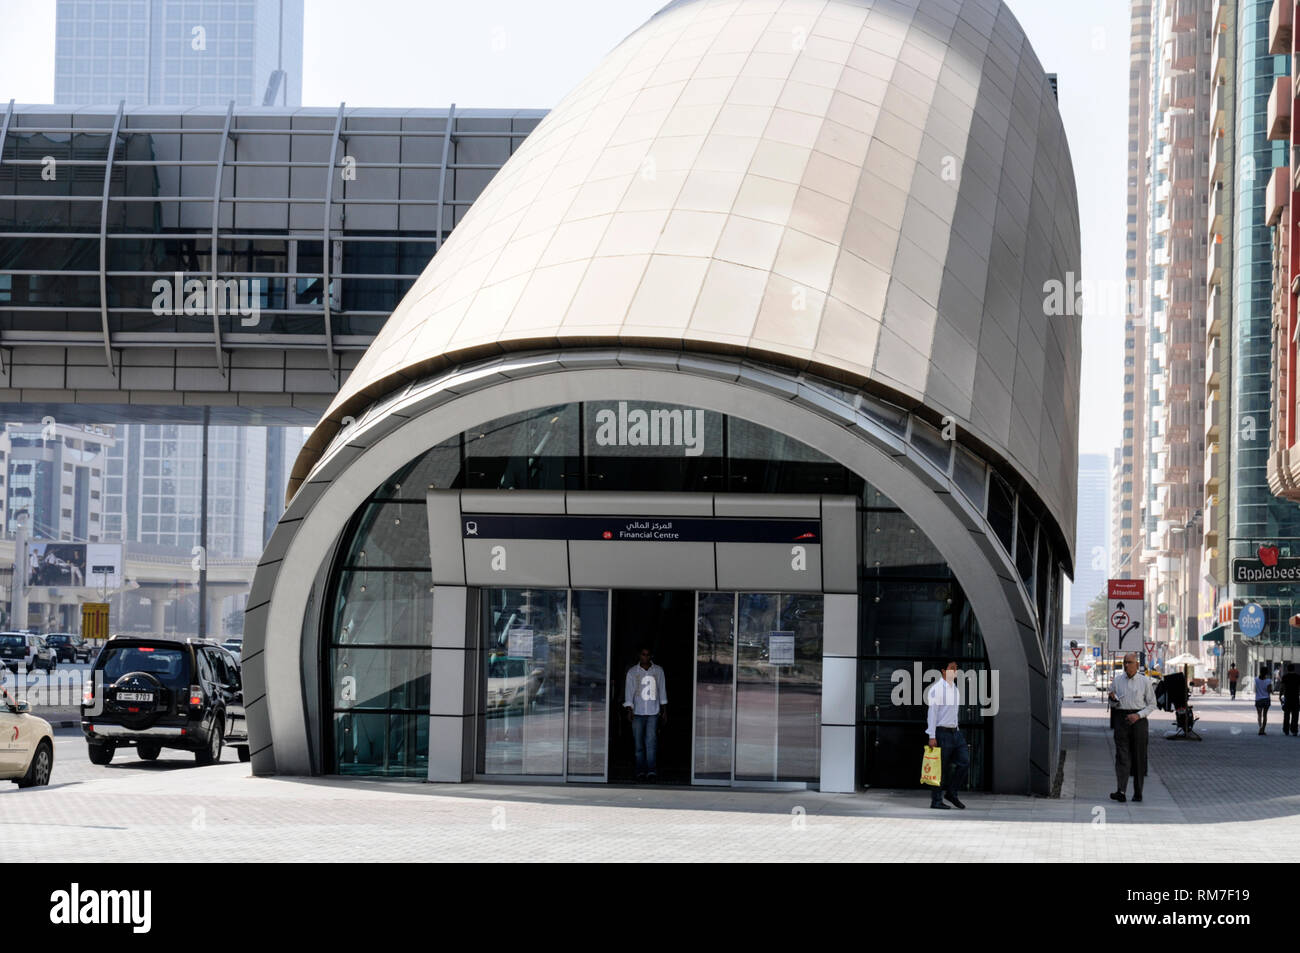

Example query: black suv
[45,633,92,664]
[81,637,249,765]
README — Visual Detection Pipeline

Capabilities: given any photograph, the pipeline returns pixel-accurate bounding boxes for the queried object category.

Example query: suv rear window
[99,646,189,688]
[0,635,23,648]
[47,635,70,643]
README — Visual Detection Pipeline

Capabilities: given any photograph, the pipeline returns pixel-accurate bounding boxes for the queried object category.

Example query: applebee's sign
[1232,546,1300,583]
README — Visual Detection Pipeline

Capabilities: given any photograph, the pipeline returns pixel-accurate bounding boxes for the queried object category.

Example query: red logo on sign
[602,531,612,540]
[1259,546,1280,567]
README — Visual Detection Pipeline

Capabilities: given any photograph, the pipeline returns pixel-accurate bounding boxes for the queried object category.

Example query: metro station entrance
[478,585,824,787]
[440,489,855,790]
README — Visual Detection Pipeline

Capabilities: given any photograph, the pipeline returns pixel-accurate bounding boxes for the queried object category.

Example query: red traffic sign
[1144,641,1155,656]
[1071,646,1082,659]
[1110,609,1130,631]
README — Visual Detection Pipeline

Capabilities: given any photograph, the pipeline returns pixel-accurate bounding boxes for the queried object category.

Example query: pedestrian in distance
[1255,666,1273,736]
[925,661,969,810]
[1281,663,1300,737]
[623,646,667,783]
[1108,652,1157,803]
[1227,663,1239,700]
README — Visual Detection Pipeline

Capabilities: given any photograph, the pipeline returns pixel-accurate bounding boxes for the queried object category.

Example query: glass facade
[1233,1,1300,638]
[54,0,304,107]
[320,399,1065,790]
[0,106,542,353]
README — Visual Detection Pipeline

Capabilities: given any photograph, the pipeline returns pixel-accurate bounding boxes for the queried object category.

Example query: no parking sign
[1107,579,1145,652]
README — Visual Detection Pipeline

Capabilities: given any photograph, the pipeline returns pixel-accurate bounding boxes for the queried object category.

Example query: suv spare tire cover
[109,671,167,729]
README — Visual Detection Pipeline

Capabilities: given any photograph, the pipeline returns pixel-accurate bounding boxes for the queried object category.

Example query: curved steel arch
[245,351,1054,792]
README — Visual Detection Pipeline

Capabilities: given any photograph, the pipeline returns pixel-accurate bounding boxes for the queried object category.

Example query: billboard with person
[25,542,122,589]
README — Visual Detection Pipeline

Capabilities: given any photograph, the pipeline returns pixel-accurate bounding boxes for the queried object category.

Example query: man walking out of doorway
[624,647,667,783]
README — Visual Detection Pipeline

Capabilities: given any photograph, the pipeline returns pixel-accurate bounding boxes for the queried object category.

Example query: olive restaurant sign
[1232,546,1300,583]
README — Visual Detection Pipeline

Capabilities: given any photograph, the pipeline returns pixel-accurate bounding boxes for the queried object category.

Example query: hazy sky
[0,0,1128,459]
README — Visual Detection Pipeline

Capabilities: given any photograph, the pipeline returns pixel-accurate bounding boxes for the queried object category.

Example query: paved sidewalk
[6,695,1297,861]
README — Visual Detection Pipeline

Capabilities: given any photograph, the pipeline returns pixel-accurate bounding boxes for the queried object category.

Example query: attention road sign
[1107,579,1145,652]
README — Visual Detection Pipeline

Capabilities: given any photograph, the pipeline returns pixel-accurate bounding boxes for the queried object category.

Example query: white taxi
[0,687,54,787]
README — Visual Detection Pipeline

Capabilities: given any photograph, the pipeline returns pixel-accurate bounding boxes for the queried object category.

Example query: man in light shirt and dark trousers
[926,661,969,810]
[1108,652,1158,803]
[624,646,667,783]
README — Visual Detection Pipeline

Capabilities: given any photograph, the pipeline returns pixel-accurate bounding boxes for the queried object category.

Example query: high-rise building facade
[102,423,293,558]
[54,0,304,107]
[1229,0,1299,648]
[1114,0,1153,584]
[1134,0,1210,654]
[2,423,114,543]
[1073,453,1111,622]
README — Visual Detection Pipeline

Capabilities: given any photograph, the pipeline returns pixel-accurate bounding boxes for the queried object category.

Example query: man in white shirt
[925,661,969,810]
[624,646,667,782]
[1108,652,1158,803]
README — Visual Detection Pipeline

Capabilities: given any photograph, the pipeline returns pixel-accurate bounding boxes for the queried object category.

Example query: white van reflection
[485,654,544,715]
[485,607,550,715]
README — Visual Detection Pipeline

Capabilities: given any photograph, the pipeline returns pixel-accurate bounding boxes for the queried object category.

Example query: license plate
[117,692,153,702]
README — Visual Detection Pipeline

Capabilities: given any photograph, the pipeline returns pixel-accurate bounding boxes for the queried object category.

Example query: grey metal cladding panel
[823,591,858,657]
[431,586,473,649]
[712,494,818,518]
[822,655,857,726]
[460,490,566,514]
[568,540,715,589]
[429,647,467,716]
[820,495,857,593]
[935,268,983,347]
[716,542,822,591]
[818,723,856,793]
[240,644,267,709]
[464,538,570,587]
[428,714,467,783]
[245,694,272,752]
[427,491,466,585]
[565,491,714,516]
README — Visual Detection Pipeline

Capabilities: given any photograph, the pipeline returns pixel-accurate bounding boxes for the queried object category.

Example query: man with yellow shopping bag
[924,661,969,810]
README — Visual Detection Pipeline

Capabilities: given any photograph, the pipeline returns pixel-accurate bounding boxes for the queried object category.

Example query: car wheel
[17,739,53,787]
[237,746,250,763]
[137,743,161,761]
[88,741,114,765]
[195,717,223,765]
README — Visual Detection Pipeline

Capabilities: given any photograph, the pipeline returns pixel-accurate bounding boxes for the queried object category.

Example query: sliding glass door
[480,587,610,779]
[693,591,823,784]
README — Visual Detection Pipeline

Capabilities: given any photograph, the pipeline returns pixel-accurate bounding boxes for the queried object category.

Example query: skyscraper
[1113,0,1152,584]
[53,0,304,107]
[1073,453,1111,623]
[101,424,294,559]
[1120,0,1210,655]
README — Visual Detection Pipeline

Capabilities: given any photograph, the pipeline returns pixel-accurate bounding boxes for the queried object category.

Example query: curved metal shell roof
[298,0,1081,551]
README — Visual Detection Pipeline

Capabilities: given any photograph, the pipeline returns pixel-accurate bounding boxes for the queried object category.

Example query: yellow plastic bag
[921,745,942,787]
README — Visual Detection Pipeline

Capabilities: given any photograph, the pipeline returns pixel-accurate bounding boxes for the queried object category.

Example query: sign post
[1107,579,1146,653]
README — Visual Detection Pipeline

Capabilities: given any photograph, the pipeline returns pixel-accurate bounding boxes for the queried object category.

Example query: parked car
[0,632,55,672]
[0,687,54,787]
[45,633,92,664]
[81,636,249,765]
